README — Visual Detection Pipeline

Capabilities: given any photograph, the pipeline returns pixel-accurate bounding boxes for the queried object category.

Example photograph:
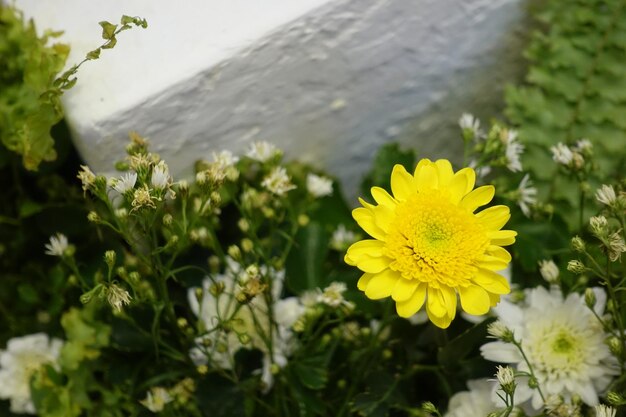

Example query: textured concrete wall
[17,0,528,200]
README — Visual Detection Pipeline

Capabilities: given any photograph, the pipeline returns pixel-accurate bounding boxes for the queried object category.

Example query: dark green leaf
[285,222,330,293]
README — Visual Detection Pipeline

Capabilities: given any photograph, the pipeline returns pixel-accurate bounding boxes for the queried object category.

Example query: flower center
[552,331,575,354]
[384,190,489,287]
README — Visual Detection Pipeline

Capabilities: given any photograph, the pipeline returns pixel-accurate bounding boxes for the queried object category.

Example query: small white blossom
[318,282,348,308]
[607,232,626,262]
[140,387,173,412]
[495,365,515,390]
[112,171,137,194]
[151,161,171,190]
[595,404,617,417]
[575,138,593,153]
[502,129,524,172]
[106,284,132,312]
[261,167,296,196]
[77,165,96,192]
[0,333,63,414]
[459,113,482,138]
[212,150,239,168]
[517,174,537,217]
[306,173,333,198]
[538,259,559,284]
[330,225,357,251]
[247,141,281,162]
[596,185,617,206]
[44,233,69,257]
[551,143,574,166]
[468,159,491,179]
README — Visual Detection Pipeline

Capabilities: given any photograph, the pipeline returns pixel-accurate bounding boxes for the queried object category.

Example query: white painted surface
[16,0,527,199]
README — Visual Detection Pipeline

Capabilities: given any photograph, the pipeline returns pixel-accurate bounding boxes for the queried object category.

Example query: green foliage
[0,5,69,170]
[0,6,147,170]
[506,0,626,178]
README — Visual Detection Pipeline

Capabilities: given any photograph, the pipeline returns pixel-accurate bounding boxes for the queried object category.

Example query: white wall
[17,0,528,199]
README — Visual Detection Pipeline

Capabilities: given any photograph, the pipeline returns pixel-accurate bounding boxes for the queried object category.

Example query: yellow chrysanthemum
[345,159,516,329]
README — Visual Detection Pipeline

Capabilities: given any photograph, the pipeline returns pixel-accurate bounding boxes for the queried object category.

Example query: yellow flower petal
[473,268,511,295]
[357,256,391,274]
[391,278,419,302]
[458,167,476,194]
[395,283,427,317]
[476,206,511,231]
[352,207,386,241]
[346,239,385,260]
[426,286,448,318]
[357,273,374,291]
[415,164,438,192]
[413,158,432,177]
[488,230,517,246]
[447,171,468,204]
[458,285,490,315]
[371,187,397,209]
[364,269,397,299]
[460,185,495,212]
[426,306,454,329]
[344,253,356,265]
[478,255,509,271]
[372,205,395,232]
[488,292,501,307]
[434,159,454,186]
[358,197,375,210]
[390,165,415,201]
[485,245,512,263]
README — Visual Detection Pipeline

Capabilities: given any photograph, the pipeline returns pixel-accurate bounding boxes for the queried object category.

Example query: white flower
[261,167,296,196]
[538,259,559,284]
[0,333,63,414]
[318,282,349,308]
[444,379,503,417]
[517,174,537,217]
[306,173,333,198]
[106,284,132,313]
[212,150,239,168]
[274,297,306,329]
[495,365,515,390]
[480,286,618,410]
[188,259,292,391]
[459,113,482,138]
[330,225,357,251]
[503,130,524,172]
[551,143,574,165]
[44,233,69,257]
[112,171,137,194]
[596,185,617,206]
[140,387,173,412]
[595,404,617,417]
[575,138,593,153]
[77,165,96,192]
[468,159,491,179]
[247,141,281,162]
[151,161,171,190]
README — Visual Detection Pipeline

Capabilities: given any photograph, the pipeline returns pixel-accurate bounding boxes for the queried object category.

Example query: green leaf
[285,222,330,293]
[292,355,328,390]
[18,199,43,218]
[196,376,245,417]
[86,48,101,60]
[98,21,117,40]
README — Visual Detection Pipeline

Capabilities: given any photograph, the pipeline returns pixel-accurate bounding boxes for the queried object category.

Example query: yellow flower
[345,159,516,328]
